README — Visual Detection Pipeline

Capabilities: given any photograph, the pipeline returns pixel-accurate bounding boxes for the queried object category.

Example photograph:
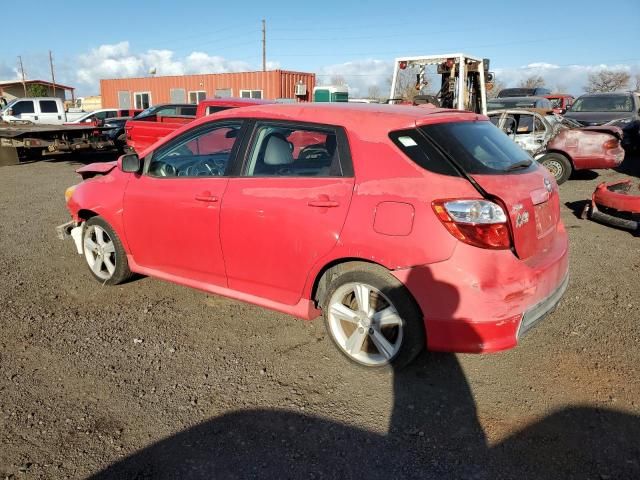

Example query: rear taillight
[432,199,512,249]
[603,138,618,149]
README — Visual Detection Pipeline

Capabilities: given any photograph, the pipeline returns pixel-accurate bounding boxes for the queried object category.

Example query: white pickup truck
[0,97,86,125]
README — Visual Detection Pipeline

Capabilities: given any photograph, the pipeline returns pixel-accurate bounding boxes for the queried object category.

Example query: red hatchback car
[57,104,569,368]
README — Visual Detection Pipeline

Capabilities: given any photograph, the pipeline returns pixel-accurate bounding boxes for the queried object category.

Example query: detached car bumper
[583,180,640,233]
[392,226,569,353]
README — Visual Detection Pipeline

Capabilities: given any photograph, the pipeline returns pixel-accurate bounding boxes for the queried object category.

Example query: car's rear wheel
[539,153,572,185]
[82,217,131,285]
[322,264,425,369]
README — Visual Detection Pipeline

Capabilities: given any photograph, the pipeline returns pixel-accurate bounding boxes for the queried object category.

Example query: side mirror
[6,108,13,116]
[564,104,571,112]
[120,153,141,173]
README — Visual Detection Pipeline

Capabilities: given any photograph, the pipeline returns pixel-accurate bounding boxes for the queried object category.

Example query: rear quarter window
[389,130,460,177]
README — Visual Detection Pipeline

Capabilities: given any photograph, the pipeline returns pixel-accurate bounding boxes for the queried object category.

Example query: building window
[240,90,263,99]
[134,92,151,109]
[189,91,206,104]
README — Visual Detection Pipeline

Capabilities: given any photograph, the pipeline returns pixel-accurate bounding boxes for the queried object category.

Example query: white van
[0,97,85,125]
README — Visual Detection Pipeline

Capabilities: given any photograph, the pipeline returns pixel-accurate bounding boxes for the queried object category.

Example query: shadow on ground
[87,351,640,479]
[88,266,640,479]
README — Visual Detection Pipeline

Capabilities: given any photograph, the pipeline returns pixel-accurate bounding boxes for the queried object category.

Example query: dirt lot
[1,153,639,479]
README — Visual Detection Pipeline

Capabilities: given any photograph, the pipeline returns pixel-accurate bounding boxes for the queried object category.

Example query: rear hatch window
[392,120,560,260]
[420,121,534,174]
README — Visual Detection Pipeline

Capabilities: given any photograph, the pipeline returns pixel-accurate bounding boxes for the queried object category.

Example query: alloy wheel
[327,282,404,366]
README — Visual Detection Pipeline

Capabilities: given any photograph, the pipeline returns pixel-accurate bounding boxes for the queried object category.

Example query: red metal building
[100,70,315,108]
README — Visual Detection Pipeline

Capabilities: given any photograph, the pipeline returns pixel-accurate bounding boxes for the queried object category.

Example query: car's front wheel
[322,264,425,369]
[82,216,132,285]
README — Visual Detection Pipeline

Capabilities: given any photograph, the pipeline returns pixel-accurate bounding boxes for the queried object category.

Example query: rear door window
[39,100,58,113]
[418,121,533,174]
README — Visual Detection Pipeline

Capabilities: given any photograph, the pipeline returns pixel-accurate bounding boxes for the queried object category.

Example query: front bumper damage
[582,180,640,233]
[56,220,84,254]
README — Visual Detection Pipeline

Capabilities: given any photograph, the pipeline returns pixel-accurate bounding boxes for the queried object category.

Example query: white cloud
[317,59,391,98]
[74,41,255,92]
[67,43,640,98]
[494,62,640,94]
[314,59,640,99]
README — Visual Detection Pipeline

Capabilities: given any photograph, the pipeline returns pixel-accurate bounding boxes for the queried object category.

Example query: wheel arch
[310,258,389,307]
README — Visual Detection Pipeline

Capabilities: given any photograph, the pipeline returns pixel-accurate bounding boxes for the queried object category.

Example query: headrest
[264,135,294,166]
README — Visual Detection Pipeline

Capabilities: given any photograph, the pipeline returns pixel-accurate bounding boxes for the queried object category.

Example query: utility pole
[18,56,27,97]
[262,19,266,72]
[49,51,56,97]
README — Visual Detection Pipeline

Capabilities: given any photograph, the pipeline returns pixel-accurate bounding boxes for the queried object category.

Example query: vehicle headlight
[65,184,78,203]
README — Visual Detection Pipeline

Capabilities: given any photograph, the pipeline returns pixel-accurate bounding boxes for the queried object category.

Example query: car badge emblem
[544,178,553,193]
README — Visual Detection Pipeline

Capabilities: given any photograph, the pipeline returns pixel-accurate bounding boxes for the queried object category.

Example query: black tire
[82,216,132,285]
[539,153,572,185]
[320,262,425,370]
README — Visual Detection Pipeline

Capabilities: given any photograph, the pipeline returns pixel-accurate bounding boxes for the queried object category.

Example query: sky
[1,0,639,98]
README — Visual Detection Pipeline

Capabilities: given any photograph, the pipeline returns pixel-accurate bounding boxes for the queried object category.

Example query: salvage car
[564,92,640,151]
[489,109,624,184]
[544,93,574,114]
[57,103,569,368]
[125,98,271,153]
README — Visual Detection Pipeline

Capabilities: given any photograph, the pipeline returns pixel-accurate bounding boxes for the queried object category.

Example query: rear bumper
[392,226,569,353]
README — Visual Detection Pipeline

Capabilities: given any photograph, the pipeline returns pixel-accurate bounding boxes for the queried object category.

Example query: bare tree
[584,70,630,93]
[486,79,505,99]
[367,85,382,101]
[634,73,640,92]
[387,71,427,103]
[518,75,546,89]
[329,75,346,86]
[553,83,568,93]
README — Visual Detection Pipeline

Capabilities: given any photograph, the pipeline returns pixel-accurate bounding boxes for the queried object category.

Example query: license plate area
[534,201,554,238]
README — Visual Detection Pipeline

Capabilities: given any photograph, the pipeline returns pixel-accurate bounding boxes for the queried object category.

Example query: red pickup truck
[125,98,272,153]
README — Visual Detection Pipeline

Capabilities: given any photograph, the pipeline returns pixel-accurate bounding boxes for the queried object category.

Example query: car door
[9,100,36,123]
[37,100,63,124]
[220,121,355,305]
[122,120,246,286]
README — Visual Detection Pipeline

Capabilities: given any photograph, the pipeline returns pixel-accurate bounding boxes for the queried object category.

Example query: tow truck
[0,123,115,166]
[389,53,491,114]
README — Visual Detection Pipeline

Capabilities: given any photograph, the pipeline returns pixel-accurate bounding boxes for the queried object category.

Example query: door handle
[195,192,218,202]
[308,199,339,208]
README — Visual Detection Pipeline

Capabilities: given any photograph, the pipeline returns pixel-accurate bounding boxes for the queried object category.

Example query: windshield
[571,95,633,112]
[547,97,562,109]
[419,120,533,174]
[0,98,18,113]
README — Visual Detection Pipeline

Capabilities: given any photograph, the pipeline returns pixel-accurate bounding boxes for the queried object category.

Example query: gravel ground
[1,153,639,479]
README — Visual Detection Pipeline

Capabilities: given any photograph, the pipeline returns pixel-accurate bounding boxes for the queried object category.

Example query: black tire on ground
[320,262,425,370]
[539,152,572,185]
[83,216,132,285]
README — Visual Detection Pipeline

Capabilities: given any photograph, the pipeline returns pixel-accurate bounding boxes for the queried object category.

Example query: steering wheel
[298,145,330,161]
[157,162,177,177]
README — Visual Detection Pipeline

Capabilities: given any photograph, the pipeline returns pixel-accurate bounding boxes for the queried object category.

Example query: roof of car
[576,92,635,97]
[197,102,483,132]
[488,96,549,102]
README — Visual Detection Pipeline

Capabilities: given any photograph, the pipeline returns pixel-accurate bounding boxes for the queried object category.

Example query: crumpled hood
[76,161,117,180]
